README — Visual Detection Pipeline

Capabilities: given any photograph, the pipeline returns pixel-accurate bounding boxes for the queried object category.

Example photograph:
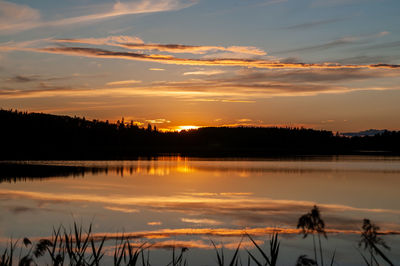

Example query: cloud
[149,68,165,71]
[334,55,400,65]
[57,36,144,46]
[0,0,196,34]
[283,18,343,30]
[148,221,162,226]
[35,46,400,70]
[56,37,267,56]
[182,192,254,197]
[231,68,400,83]
[145,118,171,124]
[6,75,38,83]
[106,80,142,86]
[181,218,222,225]
[6,205,35,214]
[0,72,397,100]
[278,36,359,54]
[104,206,139,213]
[183,70,226,76]
[121,43,267,55]
[277,32,390,54]
[358,40,400,51]
[1,39,399,101]
[2,36,399,70]
[0,1,40,33]
[258,0,288,7]
[311,0,369,7]
[50,0,196,27]
[3,73,101,84]
[237,119,252,122]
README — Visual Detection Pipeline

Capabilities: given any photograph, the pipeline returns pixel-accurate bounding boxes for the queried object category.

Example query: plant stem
[318,233,323,266]
[312,233,317,264]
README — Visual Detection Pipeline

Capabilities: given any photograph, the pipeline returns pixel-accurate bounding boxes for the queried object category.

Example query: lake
[1,156,399,265]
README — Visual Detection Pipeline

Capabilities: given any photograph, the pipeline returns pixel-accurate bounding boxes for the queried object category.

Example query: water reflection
[1,156,400,264]
[3,156,400,183]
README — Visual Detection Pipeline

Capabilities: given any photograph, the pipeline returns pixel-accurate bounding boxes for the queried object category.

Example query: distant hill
[342,129,387,137]
[1,109,400,159]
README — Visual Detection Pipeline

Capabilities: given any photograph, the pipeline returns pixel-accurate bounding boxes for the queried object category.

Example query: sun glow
[175,125,200,132]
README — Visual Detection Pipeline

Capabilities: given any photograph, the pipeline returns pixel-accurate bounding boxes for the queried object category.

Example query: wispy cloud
[0,1,40,33]
[283,18,343,30]
[276,32,390,54]
[3,73,105,84]
[258,0,288,7]
[36,46,400,70]
[53,0,195,26]
[181,218,222,225]
[311,0,369,7]
[183,70,226,76]
[0,0,196,34]
[104,206,139,213]
[106,80,142,86]
[56,37,267,56]
[358,40,400,51]
[145,118,171,124]
[6,75,38,83]
[237,118,252,122]
[0,70,398,100]
[148,221,162,226]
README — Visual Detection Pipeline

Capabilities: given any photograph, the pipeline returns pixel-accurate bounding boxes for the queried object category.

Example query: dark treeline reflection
[3,160,400,183]
[1,109,400,159]
[0,163,100,183]
[0,163,150,183]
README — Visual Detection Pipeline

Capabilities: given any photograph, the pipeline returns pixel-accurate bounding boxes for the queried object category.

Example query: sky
[0,0,400,132]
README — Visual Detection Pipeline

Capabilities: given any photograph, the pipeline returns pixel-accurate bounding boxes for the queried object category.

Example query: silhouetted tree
[1,109,400,159]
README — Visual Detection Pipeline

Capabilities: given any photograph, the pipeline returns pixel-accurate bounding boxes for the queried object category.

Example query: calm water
[1,156,400,265]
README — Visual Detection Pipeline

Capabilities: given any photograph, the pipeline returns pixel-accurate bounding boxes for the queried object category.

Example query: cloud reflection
[1,188,400,232]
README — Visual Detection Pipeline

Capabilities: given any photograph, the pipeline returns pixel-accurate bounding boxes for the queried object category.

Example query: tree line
[1,109,399,159]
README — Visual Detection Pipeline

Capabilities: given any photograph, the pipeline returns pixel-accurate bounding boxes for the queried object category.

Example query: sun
[175,125,200,132]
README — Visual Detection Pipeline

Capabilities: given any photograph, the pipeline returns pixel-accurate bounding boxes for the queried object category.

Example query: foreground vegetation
[0,206,395,265]
[1,109,400,159]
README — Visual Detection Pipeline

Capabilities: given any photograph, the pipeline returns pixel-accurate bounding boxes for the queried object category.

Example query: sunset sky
[1,0,399,131]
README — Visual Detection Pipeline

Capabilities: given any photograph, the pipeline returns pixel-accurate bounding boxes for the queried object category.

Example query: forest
[1,109,399,159]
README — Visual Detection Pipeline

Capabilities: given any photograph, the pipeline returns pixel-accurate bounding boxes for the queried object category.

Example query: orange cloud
[37,46,400,70]
[148,221,162,226]
[106,80,142,86]
[104,206,139,213]
[183,70,226,75]
[55,38,267,56]
[181,218,223,225]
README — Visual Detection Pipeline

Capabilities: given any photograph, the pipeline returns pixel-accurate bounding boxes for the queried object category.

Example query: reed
[0,215,395,266]
[211,239,241,266]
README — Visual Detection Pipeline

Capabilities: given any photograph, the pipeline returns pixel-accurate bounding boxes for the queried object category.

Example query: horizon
[2,108,393,134]
[1,0,400,131]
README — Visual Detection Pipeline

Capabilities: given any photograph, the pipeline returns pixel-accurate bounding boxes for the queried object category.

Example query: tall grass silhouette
[297,205,327,266]
[0,212,396,265]
[358,218,393,266]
